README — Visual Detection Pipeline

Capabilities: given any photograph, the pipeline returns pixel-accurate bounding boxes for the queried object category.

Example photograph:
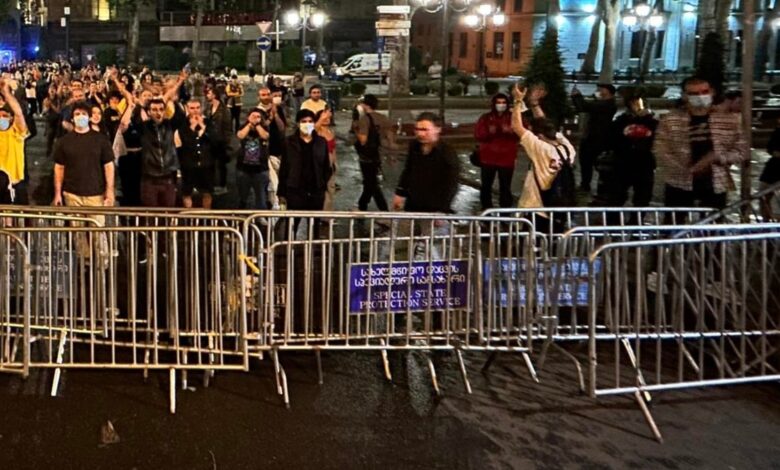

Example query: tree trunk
[390,34,411,95]
[126,5,140,64]
[192,0,205,68]
[580,15,602,75]
[639,29,657,80]
[546,0,561,36]
[756,4,780,78]
[599,0,620,83]
[697,0,732,55]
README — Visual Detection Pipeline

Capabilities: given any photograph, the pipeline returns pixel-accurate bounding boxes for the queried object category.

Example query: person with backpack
[353,94,395,211]
[474,92,517,209]
[511,84,576,229]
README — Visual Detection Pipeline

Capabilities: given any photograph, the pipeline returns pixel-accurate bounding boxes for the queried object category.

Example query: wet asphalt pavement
[3,98,780,469]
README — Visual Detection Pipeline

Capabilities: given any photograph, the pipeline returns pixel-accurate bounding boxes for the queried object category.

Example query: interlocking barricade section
[2,226,249,373]
[241,212,536,353]
[587,229,780,401]
[0,230,30,377]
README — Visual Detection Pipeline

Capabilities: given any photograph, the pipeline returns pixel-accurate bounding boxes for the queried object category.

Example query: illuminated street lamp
[285,0,328,73]
[411,0,473,122]
[463,4,506,79]
[621,1,666,80]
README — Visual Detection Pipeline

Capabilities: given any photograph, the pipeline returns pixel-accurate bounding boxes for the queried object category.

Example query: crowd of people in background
[0,58,778,233]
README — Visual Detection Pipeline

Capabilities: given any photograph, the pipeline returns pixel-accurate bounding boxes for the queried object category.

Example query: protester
[571,83,617,192]
[277,109,332,238]
[354,94,395,211]
[653,76,747,210]
[315,108,337,211]
[235,108,271,210]
[226,74,244,132]
[393,112,460,214]
[474,92,517,209]
[300,83,327,114]
[594,90,658,209]
[52,100,115,209]
[204,85,233,195]
[0,79,28,204]
[174,99,218,209]
[258,87,287,209]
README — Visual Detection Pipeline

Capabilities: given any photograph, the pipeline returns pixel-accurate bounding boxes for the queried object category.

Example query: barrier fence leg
[455,349,472,394]
[425,353,441,396]
[143,350,150,382]
[272,348,283,395]
[380,339,392,382]
[552,343,586,394]
[521,352,540,384]
[481,351,498,372]
[635,390,663,443]
[315,349,323,386]
[621,338,652,403]
[272,348,290,407]
[169,368,177,414]
[50,330,67,397]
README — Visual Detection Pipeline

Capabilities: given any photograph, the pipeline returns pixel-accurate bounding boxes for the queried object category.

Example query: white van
[335,53,392,83]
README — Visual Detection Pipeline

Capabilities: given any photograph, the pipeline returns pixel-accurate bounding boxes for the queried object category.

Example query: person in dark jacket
[277,109,332,238]
[175,99,219,208]
[594,91,658,211]
[571,83,617,192]
[393,112,460,214]
[204,85,233,195]
[123,71,187,207]
[474,92,518,209]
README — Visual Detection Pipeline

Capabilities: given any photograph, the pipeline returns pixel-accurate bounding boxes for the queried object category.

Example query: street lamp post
[411,0,473,123]
[621,1,665,80]
[463,4,506,82]
[63,5,70,63]
[285,1,327,75]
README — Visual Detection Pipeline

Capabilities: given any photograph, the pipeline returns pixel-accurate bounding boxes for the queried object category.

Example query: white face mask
[299,122,315,135]
[272,96,283,105]
[495,103,507,113]
[687,95,712,109]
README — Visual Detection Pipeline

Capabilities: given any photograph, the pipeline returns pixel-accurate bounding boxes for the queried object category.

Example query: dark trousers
[357,161,388,211]
[578,140,606,189]
[230,106,242,133]
[118,151,143,207]
[664,184,727,210]
[141,177,177,208]
[278,191,325,239]
[480,165,514,209]
[237,170,270,210]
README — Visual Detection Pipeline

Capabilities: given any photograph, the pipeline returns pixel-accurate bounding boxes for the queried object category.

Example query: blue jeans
[237,170,270,210]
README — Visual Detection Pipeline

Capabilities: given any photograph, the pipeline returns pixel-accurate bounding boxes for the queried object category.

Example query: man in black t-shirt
[52,100,115,208]
[354,94,395,211]
[236,108,271,210]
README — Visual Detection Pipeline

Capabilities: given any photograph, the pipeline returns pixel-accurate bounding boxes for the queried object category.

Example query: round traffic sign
[256,35,272,51]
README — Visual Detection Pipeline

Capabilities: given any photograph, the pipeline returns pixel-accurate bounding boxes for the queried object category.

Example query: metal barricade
[586,230,780,442]
[3,225,249,412]
[238,212,537,402]
[0,230,30,377]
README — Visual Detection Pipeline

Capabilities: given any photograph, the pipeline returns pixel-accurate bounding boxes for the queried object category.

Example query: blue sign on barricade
[8,247,74,298]
[349,260,469,314]
[484,258,600,307]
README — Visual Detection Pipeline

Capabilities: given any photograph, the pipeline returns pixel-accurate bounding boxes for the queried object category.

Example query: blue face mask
[0,117,10,131]
[74,115,90,130]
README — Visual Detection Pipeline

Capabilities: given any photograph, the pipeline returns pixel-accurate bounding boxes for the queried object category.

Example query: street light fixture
[463,4,505,83]
[411,0,473,122]
[284,1,328,73]
[621,2,666,80]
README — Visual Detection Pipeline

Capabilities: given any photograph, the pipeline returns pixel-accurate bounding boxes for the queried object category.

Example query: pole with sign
[256,35,272,75]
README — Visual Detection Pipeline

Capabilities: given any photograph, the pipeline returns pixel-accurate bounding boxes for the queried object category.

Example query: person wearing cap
[354,94,396,211]
[594,90,658,211]
[571,83,617,193]
[0,78,28,204]
[277,109,332,238]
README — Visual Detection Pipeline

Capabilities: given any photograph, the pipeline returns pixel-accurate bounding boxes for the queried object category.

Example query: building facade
[411,0,771,77]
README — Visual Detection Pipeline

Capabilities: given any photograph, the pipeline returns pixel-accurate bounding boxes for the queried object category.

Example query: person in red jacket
[475,93,518,209]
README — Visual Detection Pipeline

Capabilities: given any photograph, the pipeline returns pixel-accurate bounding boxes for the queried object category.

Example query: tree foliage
[695,32,726,97]
[223,44,246,71]
[523,28,570,127]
